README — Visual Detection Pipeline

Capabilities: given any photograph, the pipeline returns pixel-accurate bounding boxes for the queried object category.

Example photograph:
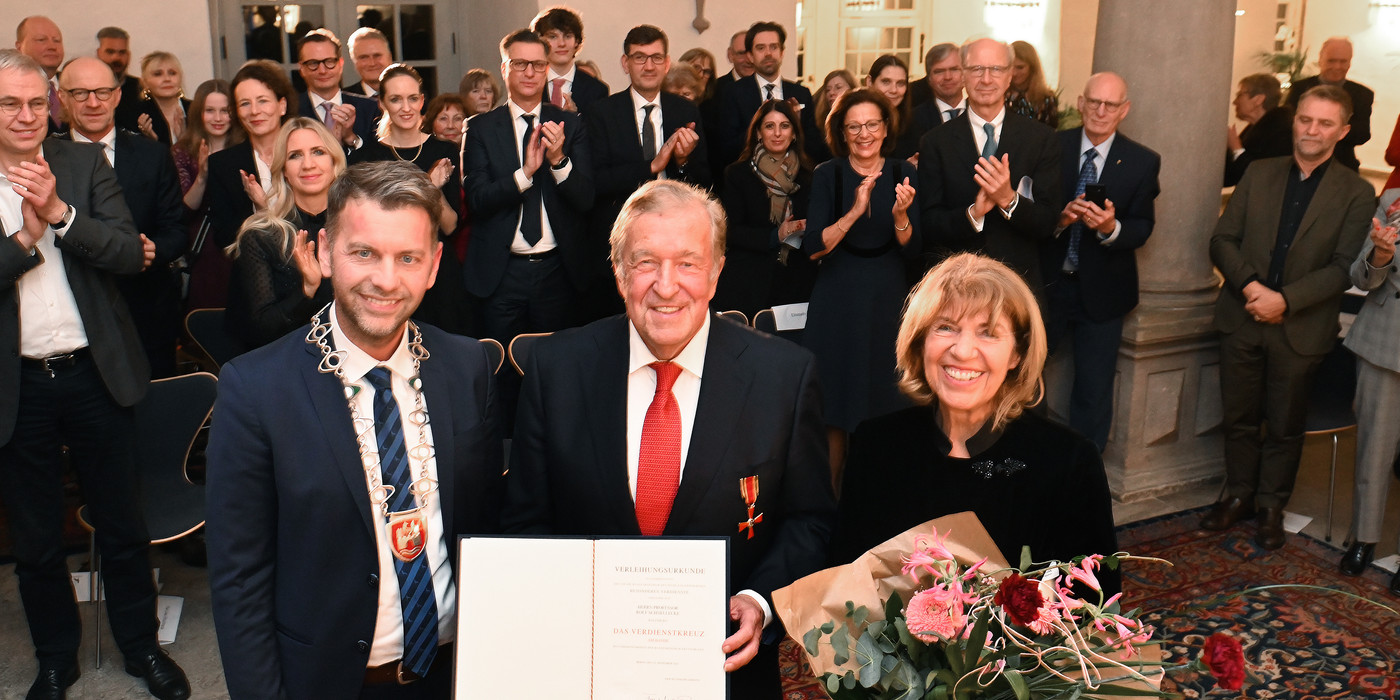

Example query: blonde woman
[225,118,345,349]
[136,51,191,144]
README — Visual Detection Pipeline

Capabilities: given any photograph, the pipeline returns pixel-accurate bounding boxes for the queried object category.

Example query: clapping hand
[139,234,156,270]
[293,229,323,298]
[973,153,1014,212]
[1368,216,1399,268]
[428,158,453,188]
[239,169,267,210]
[539,121,567,166]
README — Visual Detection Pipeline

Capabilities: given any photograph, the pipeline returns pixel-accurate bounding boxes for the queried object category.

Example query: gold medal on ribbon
[738,476,763,540]
[387,508,428,562]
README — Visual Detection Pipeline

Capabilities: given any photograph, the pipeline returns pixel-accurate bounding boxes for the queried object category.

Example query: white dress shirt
[934,96,965,122]
[630,88,666,178]
[756,74,784,102]
[965,106,1018,229]
[1077,130,1122,244]
[72,128,117,168]
[624,313,772,627]
[506,100,573,254]
[1,146,88,358]
[329,304,455,665]
[546,65,576,101]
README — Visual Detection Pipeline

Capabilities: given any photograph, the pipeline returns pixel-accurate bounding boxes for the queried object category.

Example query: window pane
[896,27,911,47]
[400,5,435,61]
[881,28,894,49]
[416,66,438,99]
[282,5,327,61]
[243,5,285,62]
[357,5,397,58]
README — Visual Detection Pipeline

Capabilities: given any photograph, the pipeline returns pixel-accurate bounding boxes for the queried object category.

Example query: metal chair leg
[1326,433,1338,543]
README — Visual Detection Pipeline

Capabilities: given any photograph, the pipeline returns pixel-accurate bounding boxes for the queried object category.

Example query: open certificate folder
[455,536,729,699]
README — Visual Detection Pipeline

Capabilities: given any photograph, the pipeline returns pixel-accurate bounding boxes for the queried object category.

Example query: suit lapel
[300,341,377,538]
[664,318,752,533]
[418,352,456,537]
[588,320,639,533]
[948,115,979,167]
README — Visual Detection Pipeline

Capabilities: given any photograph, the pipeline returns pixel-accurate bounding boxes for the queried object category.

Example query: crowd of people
[2,6,1398,700]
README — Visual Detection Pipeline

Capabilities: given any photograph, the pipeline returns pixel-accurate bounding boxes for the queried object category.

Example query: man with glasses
[1041,72,1160,452]
[462,28,594,345]
[716,21,824,172]
[530,6,608,113]
[295,28,379,150]
[584,24,709,320]
[56,56,185,379]
[0,49,190,700]
[916,37,1060,293]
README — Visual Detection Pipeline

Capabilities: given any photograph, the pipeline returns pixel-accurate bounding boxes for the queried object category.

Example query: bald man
[1041,72,1160,451]
[15,16,65,132]
[1285,37,1373,170]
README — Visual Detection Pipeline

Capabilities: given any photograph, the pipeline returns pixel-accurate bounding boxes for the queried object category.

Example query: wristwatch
[53,204,75,230]
[550,156,570,171]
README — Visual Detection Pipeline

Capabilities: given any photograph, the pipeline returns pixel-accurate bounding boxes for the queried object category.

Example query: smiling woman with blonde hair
[827,253,1120,597]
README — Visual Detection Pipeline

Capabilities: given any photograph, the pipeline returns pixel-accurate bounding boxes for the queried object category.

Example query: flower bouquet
[774,512,1190,699]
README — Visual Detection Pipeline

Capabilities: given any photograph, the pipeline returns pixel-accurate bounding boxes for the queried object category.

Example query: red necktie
[636,361,682,536]
[551,78,566,108]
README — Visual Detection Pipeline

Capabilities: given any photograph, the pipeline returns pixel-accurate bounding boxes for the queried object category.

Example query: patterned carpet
[778,507,1400,699]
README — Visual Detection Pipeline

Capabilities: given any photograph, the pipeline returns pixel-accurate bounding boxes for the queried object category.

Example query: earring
[178,88,186,100]
[141,88,150,100]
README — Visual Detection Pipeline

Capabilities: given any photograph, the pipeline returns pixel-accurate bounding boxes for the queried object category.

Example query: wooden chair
[184,308,245,370]
[508,333,553,376]
[717,309,748,326]
[479,337,505,375]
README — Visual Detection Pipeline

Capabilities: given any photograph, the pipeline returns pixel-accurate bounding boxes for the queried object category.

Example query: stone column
[1094,0,1236,499]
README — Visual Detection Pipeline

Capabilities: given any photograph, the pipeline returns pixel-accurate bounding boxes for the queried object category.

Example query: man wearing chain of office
[205,161,503,700]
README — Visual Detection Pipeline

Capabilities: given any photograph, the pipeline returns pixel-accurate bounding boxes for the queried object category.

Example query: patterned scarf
[752,147,800,225]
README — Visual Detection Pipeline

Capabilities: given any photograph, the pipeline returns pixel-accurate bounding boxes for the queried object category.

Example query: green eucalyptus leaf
[854,605,870,627]
[831,624,851,666]
[928,684,948,700]
[827,673,842,695]
[856,632,885,687]
[822,621,836,634]
[843,670,859,690]
[803,626,823,657]
[867,620,887,639]
[847,600,857,616]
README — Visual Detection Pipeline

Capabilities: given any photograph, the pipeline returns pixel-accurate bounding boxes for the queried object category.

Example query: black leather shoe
[1390,569,1400,596]
[27,666,78,700]
[1339,542,1376,576]
[1255,507,1286,550]
[124,649,190,700]
[1201,497,1256,531]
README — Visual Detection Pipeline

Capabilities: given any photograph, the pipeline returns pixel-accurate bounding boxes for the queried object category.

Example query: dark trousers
[478,253,576,344]
[1046,274,1124,451]
[0,355,158,668]
[1219,321,1325,509]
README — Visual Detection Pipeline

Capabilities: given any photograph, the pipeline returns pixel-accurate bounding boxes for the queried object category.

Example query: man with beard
[715,21,824,170]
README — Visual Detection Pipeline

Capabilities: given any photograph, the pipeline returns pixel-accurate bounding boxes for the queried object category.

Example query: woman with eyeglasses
[349,63,467,332]
[134,51,191,145]
[224,118,343,349]
[678,47,717,101]
[802,89,921,486]
[1006,40,1059,128]
[714,100,816,319]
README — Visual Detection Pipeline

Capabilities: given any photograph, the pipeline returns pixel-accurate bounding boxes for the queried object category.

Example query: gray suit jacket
[1209,156,1375,355]
[1344,188,1400,371]
[0,139,148,443]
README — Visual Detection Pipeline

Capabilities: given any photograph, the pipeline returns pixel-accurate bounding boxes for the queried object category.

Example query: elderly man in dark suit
[57,56,186,378]
[295,28,380,150]
[207,162,503,700]
[0,50,189,700]
[1285,37,1373,171]
[584,24,709,320]
[1204,85,1375,550]
[504,179,836,700]
[1041,72,1160,452]
[918,37,1061,293]
[462,28,594,343]
[909,42,967,137]
[1225,73,1294,187]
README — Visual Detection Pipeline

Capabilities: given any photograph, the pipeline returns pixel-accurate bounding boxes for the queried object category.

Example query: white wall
[4,0,215,85]
[929,0,1063,86]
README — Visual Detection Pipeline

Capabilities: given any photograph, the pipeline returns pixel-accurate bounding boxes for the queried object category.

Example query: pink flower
[1093,613,1154,656]
[904,583,968,642]
[1063,555,1103,592]
[902,530,958,580]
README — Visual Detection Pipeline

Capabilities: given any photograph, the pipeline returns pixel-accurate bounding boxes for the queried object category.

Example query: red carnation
[1202,633,1245,690]
[993,572,1045,627]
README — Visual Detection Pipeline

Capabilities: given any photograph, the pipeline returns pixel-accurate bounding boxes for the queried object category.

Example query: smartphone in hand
[1084,184,1108,209]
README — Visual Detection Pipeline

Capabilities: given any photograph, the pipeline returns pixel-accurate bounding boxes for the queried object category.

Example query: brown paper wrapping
[772,511,1162,694]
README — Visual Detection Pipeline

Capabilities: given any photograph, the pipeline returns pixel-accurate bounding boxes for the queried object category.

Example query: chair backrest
[134,372,219,543]
[718,309,748,326]
[479,337,505,375]
[184,308,245,369]
[751,307,804,345]
[1304,341,1357,434]
[508,332,553,376]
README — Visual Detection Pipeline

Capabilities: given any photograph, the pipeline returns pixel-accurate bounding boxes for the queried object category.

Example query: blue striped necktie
[366,367,439,677]
[1065,148,1098,271]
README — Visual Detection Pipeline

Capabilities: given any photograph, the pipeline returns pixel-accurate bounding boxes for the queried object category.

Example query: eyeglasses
[299,58,340,72]
[63,86,119,102]
[843,119,884,136]
[628,53,667,66]
[0,97,49,116]
[506,59,549,73]
[964,65,1010,78]
[1081,97,1127,113]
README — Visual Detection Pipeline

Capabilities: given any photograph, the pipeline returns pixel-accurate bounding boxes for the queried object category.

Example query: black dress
[829,405,1122,598]
[225,208,334,350]
[715,160,817,319]
[801,157,921,432]
[349,136,471,334]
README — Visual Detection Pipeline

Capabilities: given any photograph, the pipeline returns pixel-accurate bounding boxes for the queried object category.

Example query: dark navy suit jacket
[297,90,382,146]
[206,322,503,699]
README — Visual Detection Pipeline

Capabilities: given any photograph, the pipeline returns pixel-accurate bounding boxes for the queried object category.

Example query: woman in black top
[349,64,467,333]
[802,89,920,478]
[225,118,344,349]
[828,254,1121,597]
[1006,41,1059,128]
[715,100,816,319]
[134,51,193,145]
